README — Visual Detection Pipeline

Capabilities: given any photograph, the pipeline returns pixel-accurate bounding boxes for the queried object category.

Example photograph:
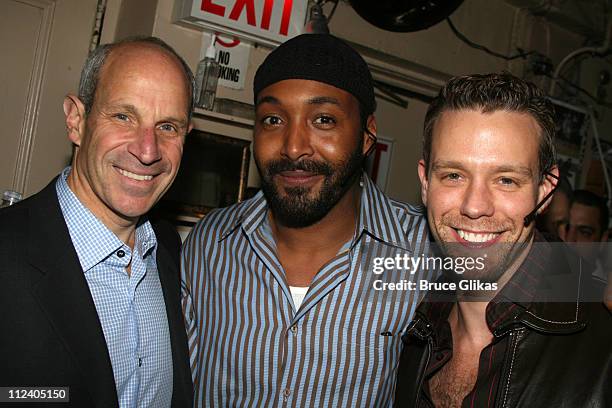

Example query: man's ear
[536,166,560,214]
[63,94,87,146]
[417,159,429,206]
[362,115,377,156]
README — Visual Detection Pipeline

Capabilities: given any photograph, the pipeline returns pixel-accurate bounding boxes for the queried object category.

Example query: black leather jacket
[395,249,611,407]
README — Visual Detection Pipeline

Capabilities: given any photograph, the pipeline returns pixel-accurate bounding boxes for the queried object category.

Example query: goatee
[257,149,364,228]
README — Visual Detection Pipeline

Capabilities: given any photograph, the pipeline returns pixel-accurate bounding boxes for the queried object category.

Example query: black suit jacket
[0,180,193,407]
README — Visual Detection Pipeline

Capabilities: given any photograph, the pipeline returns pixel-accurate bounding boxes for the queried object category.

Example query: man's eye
[445,173,461,181]
[159,123,177,132]
[499,177,516,185]
[313,115,336,126]
[261,116,283,126]
[114,113,129,121]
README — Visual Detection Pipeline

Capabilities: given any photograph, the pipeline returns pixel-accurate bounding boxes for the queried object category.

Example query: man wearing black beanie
[182,34,430,407]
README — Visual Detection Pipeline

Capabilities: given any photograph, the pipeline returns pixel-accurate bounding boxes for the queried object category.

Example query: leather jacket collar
[406,237,593,343]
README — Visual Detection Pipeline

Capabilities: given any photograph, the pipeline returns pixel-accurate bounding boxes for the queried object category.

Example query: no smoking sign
[201,33,251,90]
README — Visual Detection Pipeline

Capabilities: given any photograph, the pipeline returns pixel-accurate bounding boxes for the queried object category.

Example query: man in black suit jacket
[0,37,194,407]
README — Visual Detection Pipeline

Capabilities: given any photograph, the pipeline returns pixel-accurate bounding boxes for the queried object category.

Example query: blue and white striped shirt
[56,167,173,407]
[181,174,432,407]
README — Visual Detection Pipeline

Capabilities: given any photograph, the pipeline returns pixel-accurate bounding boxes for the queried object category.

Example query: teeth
[457,229,498,243]
[118,168,153,181]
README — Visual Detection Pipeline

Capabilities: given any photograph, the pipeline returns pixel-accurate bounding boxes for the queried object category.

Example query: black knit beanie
[254,34,376,115]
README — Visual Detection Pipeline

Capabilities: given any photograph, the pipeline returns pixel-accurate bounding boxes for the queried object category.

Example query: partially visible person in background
[563,189,609,281]
[562,189,612,309]
[536,174,572,240]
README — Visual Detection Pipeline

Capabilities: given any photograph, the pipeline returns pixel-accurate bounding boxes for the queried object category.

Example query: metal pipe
[90,0,108,52]
[549,16,612,95]
[589,108,612,208]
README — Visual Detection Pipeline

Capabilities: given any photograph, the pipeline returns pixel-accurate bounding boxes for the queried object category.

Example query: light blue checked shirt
[56,167,173,407]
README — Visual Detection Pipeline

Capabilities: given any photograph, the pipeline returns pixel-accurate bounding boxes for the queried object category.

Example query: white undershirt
[289,286,309,309]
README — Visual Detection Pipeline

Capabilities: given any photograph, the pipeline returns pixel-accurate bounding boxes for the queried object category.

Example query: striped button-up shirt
[56,168,173,407]
[181,174,432,407]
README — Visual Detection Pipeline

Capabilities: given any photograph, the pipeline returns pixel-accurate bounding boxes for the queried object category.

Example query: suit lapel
[155,226,193,407]
[27,182,118,407]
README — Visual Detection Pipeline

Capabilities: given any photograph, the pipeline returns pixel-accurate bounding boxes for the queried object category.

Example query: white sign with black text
[201,33,251,90]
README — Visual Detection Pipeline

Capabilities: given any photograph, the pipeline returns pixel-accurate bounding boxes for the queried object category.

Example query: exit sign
[177,0,308,46]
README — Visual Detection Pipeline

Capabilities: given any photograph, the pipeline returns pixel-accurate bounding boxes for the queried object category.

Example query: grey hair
[78,36,196,120]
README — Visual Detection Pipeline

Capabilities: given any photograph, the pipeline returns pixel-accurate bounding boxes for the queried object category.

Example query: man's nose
[281,121,314,161]
[565,225,577,242]
[129,126,162,164]
[460,181,495,219]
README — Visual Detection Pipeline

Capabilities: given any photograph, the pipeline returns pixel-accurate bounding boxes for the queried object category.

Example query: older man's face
[418,109,557,282]
[65,44,191,224]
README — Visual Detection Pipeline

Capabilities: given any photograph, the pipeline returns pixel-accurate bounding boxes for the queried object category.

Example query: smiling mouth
[276,171,322,185]
[455,229,501,244]
[117,167,154,181]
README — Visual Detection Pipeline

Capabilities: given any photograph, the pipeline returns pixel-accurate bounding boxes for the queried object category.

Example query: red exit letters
[201,0,294,36]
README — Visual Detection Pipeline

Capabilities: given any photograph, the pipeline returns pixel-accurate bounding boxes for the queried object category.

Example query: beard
[431,213,529,284]
[440,242,524,284]
[257,147,364,228]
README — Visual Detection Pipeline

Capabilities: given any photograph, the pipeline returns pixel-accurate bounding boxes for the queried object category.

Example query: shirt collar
[219,172,414,251]
[55,167,157,272]
[357,173,414,251]
[135,218,157,259]
[414,232,582,339]
[217,191,267,241]
[484,234,548,332]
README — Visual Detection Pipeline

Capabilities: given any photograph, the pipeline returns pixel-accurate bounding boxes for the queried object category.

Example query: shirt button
[290,325,298,334]
[283,388,291,397]
[138,357,142,367]
[117,250,126,258]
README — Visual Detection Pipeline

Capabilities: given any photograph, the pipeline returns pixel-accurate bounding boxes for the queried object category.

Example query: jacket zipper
[497,327,525,408]
[414,336,433,408]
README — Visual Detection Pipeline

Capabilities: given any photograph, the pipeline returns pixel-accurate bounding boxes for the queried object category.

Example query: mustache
[265,159,333,177]
[441,214,515,232]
